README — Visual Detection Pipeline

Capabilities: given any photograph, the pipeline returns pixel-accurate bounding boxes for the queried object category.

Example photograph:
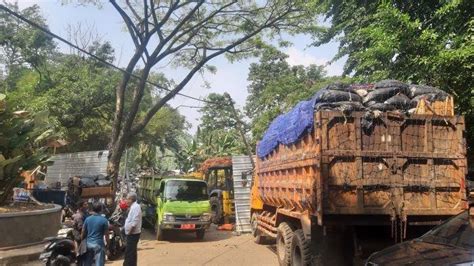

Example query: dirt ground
[108,225,278,266]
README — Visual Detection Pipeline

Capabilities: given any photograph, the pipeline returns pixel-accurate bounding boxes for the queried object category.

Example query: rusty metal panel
[256,129,319,215]
[255,110,467,224]
[232,155,254,234]
[46,150,109,189]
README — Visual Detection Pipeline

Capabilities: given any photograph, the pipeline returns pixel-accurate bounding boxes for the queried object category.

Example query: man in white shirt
[123,192,142,266]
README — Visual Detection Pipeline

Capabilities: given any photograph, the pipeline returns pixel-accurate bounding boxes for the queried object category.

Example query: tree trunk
[107,137,127,191]
[0,177,21,205]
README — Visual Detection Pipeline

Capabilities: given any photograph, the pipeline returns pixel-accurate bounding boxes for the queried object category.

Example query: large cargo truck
[251,110,467,265]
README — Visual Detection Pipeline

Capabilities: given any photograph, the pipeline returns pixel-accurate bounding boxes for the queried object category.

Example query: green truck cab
[154,178,211,240]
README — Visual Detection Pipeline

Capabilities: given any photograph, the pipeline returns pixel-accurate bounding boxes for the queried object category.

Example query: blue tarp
[257,96,318,158]
[257,88,365,158]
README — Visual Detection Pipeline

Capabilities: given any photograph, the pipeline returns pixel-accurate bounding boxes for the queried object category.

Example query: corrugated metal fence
[232,155,254,234]
[46,150,108,189]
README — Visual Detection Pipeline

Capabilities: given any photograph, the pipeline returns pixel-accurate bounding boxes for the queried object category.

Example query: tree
[97,0,314,181]
[245,47,338,140]
[0,3,190,163]
[196,92,250,160]
[4,45,120,152]
[0,93,55,204]
[130,105,188,171]
[310,0,474,149]
[199,93,240,135]
[0,3,55,93]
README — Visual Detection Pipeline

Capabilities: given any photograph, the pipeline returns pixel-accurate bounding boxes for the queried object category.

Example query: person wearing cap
[123,192,142,266]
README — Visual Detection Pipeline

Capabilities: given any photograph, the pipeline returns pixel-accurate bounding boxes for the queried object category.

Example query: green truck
[138,176,212,240]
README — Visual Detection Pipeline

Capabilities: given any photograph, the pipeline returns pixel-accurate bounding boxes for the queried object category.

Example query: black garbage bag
[317,89,362,103]
[365,101,396,111]
[374,80,408,90]
[410,93,450,108]
[363,86,408,103]
[384,93,411,109]
[361,111,384,135]
[408,84,449,99]
[315,101,365,112]
[322,82,354,92]
[95,174,107,181]
[79,177,96,187]
[95,179,112,186]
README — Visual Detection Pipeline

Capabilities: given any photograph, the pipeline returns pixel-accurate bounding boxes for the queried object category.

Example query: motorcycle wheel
[107,236,122,260]
[50,254,71,266]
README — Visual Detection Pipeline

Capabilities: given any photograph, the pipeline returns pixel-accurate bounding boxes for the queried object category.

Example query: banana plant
[0,93,55,204]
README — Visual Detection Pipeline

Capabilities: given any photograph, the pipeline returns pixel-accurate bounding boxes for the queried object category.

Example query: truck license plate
[181,224,195,230]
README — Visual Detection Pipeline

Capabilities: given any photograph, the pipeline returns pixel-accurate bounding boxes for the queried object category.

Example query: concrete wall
[0,205,61,248]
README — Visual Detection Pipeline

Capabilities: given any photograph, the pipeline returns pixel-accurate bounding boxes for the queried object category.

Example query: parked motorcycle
[39,228,76,266]
[107,210,126,260]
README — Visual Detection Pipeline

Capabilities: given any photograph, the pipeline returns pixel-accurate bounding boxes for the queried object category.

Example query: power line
[176,105,205,109]
[0,4,222,106]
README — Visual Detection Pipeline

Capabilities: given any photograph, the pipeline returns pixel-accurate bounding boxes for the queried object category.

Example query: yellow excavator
[199,157,234,224]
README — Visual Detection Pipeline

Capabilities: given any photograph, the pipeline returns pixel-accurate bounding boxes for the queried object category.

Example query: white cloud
[285,47,344,76]
[286,47,328,67]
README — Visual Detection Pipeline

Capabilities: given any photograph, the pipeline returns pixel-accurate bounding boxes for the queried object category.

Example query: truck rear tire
[276,222,294,266]
[210,196,223,224]
[291,229,312,266]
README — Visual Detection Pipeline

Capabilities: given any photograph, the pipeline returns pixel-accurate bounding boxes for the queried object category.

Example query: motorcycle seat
[44,236,67,242]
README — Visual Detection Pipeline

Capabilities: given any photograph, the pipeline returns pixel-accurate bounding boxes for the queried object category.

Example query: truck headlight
[163,213,175,222]
[200,213,211,222]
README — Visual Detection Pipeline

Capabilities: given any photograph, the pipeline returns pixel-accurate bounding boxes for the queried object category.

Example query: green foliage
[174,93,251,172]
[174,128,245,173]
[4,52,119,151]
[174,134,200,173]
[0,2,55,92]
[0,93,55,204]
[310,0,474,149]
[200,93,249,152]
[128,106,189,171]
[245,47,347,141]
[0,4,189,162]
[199,93,237,134]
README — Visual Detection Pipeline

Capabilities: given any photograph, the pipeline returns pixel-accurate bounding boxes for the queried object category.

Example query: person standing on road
[72,200,89,264]
[82,202,109,266]
[73,200,89,240]
[123,192,142,266]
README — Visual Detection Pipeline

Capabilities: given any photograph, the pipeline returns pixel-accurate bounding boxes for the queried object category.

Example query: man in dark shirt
[72,200,89,241]
[82,202,109,266]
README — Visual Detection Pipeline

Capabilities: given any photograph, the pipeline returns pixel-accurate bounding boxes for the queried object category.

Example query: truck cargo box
[138,175,162,204]
[255,111,467,225]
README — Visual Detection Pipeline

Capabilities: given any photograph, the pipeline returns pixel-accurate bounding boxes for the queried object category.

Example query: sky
[10,0,346,133]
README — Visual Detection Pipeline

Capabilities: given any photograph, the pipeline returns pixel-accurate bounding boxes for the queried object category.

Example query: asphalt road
[108,225,278,266]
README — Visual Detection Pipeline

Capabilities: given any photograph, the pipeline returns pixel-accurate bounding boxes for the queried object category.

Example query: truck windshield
[420,211,474,249]
[164,180,208,201]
